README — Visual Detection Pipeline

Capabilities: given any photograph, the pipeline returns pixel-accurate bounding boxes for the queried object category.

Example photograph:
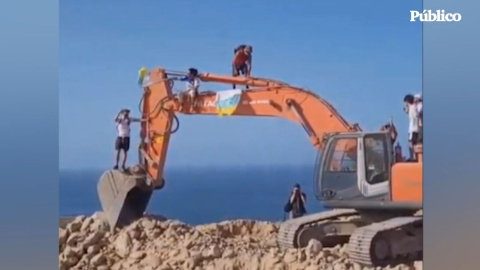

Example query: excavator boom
[140,68,361,186]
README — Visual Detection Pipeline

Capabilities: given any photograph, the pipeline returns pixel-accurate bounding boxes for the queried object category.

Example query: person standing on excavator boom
[232,45,252,89]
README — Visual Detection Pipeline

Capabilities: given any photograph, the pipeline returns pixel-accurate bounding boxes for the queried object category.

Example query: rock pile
[59,213,423,270]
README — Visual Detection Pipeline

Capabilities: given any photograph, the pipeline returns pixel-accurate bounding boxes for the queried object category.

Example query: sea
[59,165,325,225]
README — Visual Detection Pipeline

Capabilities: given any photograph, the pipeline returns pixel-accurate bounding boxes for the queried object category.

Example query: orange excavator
[97,67,423,267]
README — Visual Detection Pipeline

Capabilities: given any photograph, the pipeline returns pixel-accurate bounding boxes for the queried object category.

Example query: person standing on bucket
[114,109,145,171]
[284,184,307,219]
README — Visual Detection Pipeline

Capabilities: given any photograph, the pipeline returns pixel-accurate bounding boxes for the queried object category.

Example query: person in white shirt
[114,109,144,171]
[414,94,423,116]
[177,68,200,111]
[414,93,423,143]
[403,94,420,160]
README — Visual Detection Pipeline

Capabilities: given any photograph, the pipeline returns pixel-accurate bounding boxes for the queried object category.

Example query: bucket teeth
[97,169,153,230]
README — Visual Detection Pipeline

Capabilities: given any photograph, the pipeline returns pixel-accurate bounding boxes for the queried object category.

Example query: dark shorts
[417,126,423,143]
[115,136,130,151]
[290,212,304,219]
[233,64,248,76]
[409,132,419,145]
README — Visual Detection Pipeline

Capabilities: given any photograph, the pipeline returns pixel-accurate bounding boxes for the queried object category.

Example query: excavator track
[347,216,423,267]
[277,209,359,249]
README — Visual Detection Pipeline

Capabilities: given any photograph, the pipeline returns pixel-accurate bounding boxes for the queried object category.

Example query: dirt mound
[59,213,422,270]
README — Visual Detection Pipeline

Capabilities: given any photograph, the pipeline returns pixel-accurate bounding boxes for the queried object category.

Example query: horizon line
[59,163,316,171]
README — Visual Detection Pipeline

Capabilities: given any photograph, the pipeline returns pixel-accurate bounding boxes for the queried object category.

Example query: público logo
[410,10,462,22]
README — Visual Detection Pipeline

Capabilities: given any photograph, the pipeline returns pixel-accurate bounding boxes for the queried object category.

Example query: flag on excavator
[215,89,242,116]
[138,67,148,87]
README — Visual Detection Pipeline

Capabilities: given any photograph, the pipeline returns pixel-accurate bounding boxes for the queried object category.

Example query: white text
[410,10,461,22]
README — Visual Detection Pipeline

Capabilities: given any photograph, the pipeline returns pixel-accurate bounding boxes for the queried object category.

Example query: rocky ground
[59,213,423,270]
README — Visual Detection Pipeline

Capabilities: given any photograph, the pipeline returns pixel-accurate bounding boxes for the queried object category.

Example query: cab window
[364,134,390,184]
[325,138,357,172]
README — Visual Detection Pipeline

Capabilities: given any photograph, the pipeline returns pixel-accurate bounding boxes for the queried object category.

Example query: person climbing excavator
[97,67,423,267]
[232,45,252,89]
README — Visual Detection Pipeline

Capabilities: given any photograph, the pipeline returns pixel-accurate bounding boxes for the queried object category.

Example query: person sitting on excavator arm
[176,68,200,111]
[232,45,252,89]
[403,94,420,160]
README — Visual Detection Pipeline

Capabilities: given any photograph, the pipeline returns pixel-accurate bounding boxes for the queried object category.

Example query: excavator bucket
[97,169,153,230]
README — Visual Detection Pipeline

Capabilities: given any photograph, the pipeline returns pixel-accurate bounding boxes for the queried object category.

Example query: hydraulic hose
[138,79,180,137]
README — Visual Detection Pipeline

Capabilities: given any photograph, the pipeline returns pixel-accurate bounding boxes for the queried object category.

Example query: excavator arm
[139,68,362,187]
[98,67,395,229]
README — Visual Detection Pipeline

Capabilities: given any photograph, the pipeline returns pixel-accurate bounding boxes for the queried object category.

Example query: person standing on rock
[114,109,145,171]
[285,184,307,219]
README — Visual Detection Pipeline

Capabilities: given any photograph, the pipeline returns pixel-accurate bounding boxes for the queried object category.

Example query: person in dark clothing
[286,184,307,219]
[381,122,398,145]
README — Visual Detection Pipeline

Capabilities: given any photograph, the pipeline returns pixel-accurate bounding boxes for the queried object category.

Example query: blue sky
[59,0,422,169]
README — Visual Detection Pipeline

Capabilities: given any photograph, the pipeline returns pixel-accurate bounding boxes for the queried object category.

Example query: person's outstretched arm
[130,117,148,123]
[171,76,188,81]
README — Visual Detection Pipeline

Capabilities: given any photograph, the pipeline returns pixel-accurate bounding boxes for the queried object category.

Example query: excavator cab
[315,131,394,209]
